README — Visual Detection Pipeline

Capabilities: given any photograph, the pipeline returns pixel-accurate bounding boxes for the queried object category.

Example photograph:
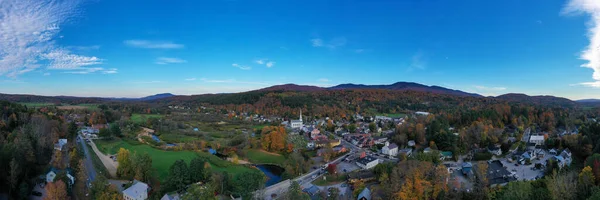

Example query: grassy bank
[244,149,286,166]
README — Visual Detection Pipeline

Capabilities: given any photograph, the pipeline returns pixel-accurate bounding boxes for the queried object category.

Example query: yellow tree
[117,148,132,178]
[44,180,67,200]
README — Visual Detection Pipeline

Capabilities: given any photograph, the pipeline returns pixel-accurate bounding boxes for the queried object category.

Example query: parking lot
[500,151,550,181]
[336,161,360,173]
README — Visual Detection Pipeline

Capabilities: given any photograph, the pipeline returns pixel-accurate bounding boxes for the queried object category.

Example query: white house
[529,135,545,146]
[290,109,303,129]
[356,156,379,169]
[54,139,67,151]
[381,142,398,157]
[123,181,149,200]
[408,140,416,147]
[415,111,430,116]
[488,145,502,156]
[46,169,57,183]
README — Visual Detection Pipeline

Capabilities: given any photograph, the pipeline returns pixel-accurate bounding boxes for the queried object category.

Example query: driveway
[500,157,546,181]
[86,136,118,177]
[336,161,360,174]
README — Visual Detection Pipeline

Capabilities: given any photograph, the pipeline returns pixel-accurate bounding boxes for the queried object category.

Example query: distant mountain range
[0,82,597,107]
[258,82,482,97]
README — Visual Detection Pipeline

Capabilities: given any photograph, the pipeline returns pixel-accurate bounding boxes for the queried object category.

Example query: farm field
[95,139,258,180]
[378,113,407,118]
[244,149,286,166]
[19,102,55,108]
[18,102,99,110]
[131,114,163,123]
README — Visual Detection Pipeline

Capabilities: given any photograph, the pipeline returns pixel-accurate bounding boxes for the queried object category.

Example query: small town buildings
[462,162,473,175]
[358,188,372,200]
[440,151,453,160]
[381,142,398,157]
[348,170,376,184]
[488,145,502,156]
[415,111,430,116]
[54,139,67,151]
[160,193,180,200]
[303,185,320,196]
[356,156,379,169]
[46,168,75,185]
[423,147,433,154]
[123,180,149,200]
[549,149,558,155]
[290,110,303,129]
[373,136,388,145]
[399,148,413,157]
[529,135,545,146]
[551,149,573,169]
[487,160,517,187]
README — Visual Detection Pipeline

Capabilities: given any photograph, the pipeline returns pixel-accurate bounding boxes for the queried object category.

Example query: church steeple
[299,109,303,121]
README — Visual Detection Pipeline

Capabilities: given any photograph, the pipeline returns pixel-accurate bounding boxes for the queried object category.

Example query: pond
[255,164,285,187]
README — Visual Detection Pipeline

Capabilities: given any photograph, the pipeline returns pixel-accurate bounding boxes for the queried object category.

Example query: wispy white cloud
[255,59,266,65]
[124,40,184,49]
[266,61,275,68]
[536,20,543,24]
[311,39,323,47]
[62,67,104,74]
[474,85,507,91]
[68,45,101,51]
[0,0,103,77]
[200,78,268,85]
[311,37,347,49]
[408,50,427,70]
[563,0,600,87]
[155,57,187,65]
[185,78,196,81]
[232,63,251,70]
[43,72,51,76]
[318,78,330,82]
[131,80,164,84]
[103,68,118,74]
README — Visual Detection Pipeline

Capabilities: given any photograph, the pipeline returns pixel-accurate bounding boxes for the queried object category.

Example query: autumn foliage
[260,126,288,152]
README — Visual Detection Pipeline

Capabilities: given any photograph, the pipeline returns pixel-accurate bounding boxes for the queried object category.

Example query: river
[255,164,285,187]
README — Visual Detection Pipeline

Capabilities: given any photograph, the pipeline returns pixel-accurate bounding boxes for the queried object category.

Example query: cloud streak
[155,57,187,65]
[310,37,346,49]
[0,0,103,77]
[232,63,251,70]
[124,40,184,49]
[562,0,600,87]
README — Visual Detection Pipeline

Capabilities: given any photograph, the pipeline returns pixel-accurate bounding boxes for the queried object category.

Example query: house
[357,188,371,200]
[208,148,217,155]
[415,111,430,116]
[348,171,376,183]
[356,156,379,169]
[408,140,416,147]
[332,145,348,154]
[399,148,413,157]
[529,135,545,146]
[46,168,58,183]
[487,160,517,187]
[488,145,502,156]
[462,162,473,175]
[373,136,388,145]
[549,149,558,155]
[551,149,573,169]
[440,151,453,160]
[54,139,68,151]
[303,185,320,196]
[423,147,433,154]
[381,142,398,157]
[123,181,149,200]
[160,193,180,200]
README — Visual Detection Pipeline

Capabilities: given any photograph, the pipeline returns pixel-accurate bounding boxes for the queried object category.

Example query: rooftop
[123,181,149,198]
[357,155,378,165]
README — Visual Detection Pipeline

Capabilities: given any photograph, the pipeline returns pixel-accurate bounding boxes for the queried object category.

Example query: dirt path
[226,157,252,165]
[88,139,118,177]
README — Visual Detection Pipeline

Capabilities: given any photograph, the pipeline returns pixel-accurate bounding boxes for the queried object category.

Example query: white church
[290,109,303,129]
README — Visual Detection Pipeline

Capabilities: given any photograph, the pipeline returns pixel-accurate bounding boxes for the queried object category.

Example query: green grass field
[19,102,55,108]
[131,114,163,123]
[378,113,407,118]
[159,133,199,143]
[244,149,286,166]
[95,139,258,180]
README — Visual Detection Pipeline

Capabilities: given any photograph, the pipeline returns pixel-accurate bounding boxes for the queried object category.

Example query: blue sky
[1,0,600,99]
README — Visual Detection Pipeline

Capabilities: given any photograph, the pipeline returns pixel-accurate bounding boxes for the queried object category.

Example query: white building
[415,111,430,116]
[290,109,303,129]
[529,135,545,146]
[356,156,379,169]
[381,142,398,157]
[54,139,67,151]
[123,181,149,200]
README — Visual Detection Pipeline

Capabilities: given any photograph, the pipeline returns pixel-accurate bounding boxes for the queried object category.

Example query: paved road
[78,135,97,183]
[86,138,118,177]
